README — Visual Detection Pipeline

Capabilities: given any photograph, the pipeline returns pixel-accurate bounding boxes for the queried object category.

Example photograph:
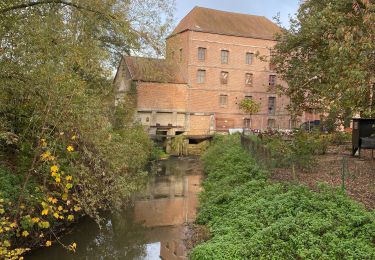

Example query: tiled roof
[124,56,186,84]
[170,6,281,40]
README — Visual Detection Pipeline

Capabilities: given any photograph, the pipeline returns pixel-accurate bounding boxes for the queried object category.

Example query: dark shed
[352,118,375,156]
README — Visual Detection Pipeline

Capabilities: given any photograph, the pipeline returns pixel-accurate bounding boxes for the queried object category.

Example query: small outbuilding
[352,118,375,157]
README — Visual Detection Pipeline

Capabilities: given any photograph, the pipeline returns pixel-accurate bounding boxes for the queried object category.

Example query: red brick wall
[137,82,188,111]
[165,31,292,132]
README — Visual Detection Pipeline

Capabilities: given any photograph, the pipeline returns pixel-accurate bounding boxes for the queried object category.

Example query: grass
[190,135,375,260]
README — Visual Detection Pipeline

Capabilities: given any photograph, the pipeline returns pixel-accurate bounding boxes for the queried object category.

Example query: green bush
[329,132,352,145]
[191,136,375,260]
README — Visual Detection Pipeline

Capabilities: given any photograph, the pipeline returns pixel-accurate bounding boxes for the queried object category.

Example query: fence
[240,134,370,193]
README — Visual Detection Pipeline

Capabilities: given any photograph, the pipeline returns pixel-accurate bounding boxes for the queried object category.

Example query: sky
[175,0,301,28]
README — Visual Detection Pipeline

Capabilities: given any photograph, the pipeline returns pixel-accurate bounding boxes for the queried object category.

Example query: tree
[239,98,261,129]
[272,0,375,120]
[0,0,175,254]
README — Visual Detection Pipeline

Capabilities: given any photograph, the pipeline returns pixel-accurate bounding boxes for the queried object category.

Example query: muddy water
[28,157,203,260]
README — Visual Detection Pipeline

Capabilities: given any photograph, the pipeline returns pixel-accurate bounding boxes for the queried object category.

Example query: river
[28,157,203,260]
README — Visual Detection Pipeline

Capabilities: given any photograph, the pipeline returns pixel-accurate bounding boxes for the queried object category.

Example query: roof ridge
[169,6,280,40]
[193,6,267,19]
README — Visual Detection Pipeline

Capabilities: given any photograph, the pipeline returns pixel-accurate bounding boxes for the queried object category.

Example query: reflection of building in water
[134,173,202,259]
[135,174,201,227]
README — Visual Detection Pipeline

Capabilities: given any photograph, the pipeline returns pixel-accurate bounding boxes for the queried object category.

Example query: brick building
[114,6,303,137]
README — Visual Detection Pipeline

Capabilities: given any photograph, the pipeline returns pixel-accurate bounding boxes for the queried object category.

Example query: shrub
[191,136,375,259]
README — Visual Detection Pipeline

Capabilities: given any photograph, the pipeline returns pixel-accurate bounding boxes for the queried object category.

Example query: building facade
[114,7,305,137]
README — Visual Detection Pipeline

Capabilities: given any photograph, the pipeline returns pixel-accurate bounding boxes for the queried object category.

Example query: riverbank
[27,157,203,259]
[190,136,375,259]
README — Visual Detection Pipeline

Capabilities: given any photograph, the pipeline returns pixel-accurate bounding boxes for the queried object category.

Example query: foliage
[260,131,329,170]
[171,135,187,156]
[273,0,375,118]
[238,98,261,117]
[150,143,169,161]
[0,0,175,257]
[329,131,352,145]
[191,136,375,259]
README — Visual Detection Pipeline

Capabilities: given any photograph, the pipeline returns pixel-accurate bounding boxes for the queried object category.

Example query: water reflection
[28,157,202,260]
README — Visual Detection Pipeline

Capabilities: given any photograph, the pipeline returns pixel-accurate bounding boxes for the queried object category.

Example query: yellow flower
[65,175,72,181]
[74,206,81,212]
[31,217,40,223]
[46,240,52,247]
[58,206,63,211]
[51,198,57,204]
[67,215,74,221]
[67,145,74,152]
[3,240,10,247]
[41,209,49,215]
[62,193,68,201]
[50,165,59,173]
[68,242,77,252]
[41,139,47,147]
[10,222,17,228]
[55,177,61,183]
[71,135,77,140]
[53,212,59,219]
[40,151,51,160]
[22,230,29,237]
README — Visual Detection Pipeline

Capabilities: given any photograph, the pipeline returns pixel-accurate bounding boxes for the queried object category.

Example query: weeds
[191,136,375,259]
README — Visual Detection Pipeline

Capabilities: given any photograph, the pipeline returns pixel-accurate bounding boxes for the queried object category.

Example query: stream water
[28,157,203,260]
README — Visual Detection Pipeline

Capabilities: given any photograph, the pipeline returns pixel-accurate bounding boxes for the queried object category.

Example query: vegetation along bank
[190,136,375,259]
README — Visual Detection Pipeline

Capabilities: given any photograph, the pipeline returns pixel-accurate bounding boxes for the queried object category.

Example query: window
[246,52,254,64]
[221,71,228,84]
[268,97,276,115]
[245,95,253,100]
[245,73,253,86]
[290,119,298,129]
[198,47,206,61]
[269,75,277,86]
[269,49,276,71]
[267,119,276,128]
[219,95,228,106]
[244,118,251,129]
[221,50,229,64]
[197,70,206,83]
[179,48,183,62]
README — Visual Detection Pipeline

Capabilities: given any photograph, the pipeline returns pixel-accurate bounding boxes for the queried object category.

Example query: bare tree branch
[0,0,115,19]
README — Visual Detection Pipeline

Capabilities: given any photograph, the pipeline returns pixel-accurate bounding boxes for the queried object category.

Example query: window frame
[220,71,229,85]
[267,118,276,129]
[219,94,228,107]
[179,48,183,62]
[221,50,229,64]
[245,73,253,86]
[269,75,277,86]
[198,47,206,61]
[268,96,276,115]
[197,69,206,84]
[246,52,254,65]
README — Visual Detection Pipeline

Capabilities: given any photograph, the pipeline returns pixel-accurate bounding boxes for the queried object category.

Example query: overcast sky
[175,0,301,28]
